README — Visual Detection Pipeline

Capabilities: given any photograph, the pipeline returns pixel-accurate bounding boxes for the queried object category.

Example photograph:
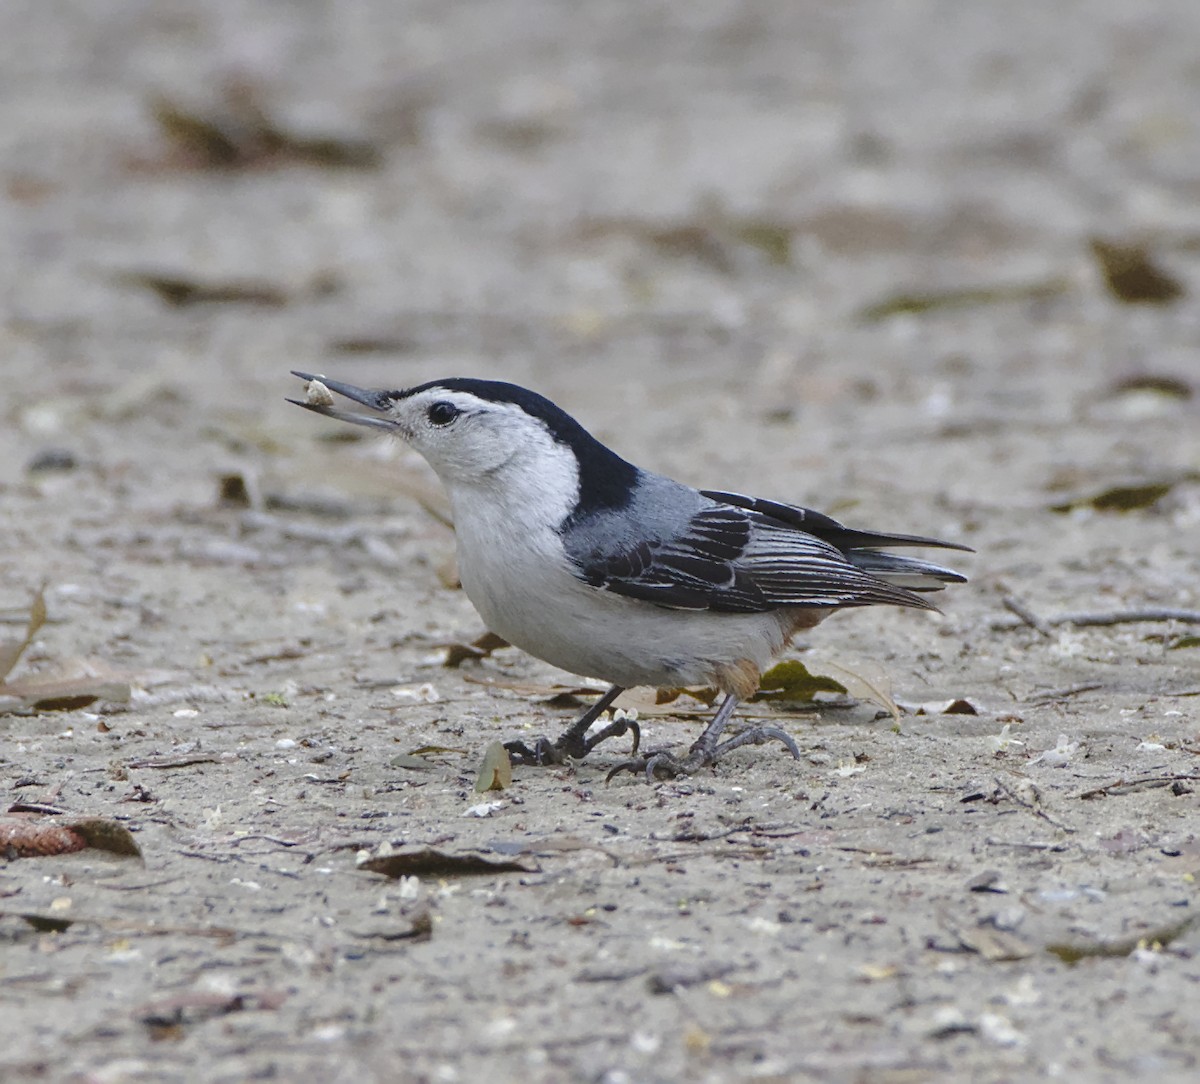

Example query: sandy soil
[2,2,1200,1081]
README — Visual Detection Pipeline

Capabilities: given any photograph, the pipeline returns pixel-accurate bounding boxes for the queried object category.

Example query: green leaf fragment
[753,661,847,702]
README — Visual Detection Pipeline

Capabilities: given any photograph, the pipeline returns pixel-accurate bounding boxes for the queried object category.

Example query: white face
[380,388,556,481]
[293,375,584,524]
[387,388,586,531]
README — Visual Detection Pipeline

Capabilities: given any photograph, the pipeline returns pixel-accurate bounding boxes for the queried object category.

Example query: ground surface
[2,2,1200,1082]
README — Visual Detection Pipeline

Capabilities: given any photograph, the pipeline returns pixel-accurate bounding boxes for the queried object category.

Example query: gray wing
[565,489,950,614]
[702,490,970,594]
[700,490,973,555]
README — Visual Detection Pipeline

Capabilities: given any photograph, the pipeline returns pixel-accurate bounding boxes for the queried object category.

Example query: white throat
[443,434,581,641]
[443,424,580,533]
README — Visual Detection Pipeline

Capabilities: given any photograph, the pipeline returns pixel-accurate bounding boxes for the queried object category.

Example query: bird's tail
[846,550,968,593]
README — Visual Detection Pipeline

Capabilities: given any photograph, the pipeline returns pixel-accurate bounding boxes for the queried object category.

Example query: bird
[288,372,970,779]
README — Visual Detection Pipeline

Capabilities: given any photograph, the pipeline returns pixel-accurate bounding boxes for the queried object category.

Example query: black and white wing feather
[565,484,967,615]
[703,490,970,596]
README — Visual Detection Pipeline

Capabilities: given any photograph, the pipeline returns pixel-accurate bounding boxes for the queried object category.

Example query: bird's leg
[550,684,632,760]
[504,685,634,766]
[607,693,800,782]
[677,690,742,761]
[577,700,641,760]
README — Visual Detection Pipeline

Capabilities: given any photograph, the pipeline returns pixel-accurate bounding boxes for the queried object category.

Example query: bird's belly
[458,549,790,690]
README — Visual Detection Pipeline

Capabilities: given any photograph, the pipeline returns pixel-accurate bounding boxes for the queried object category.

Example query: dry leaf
[1,911,75,933]
[359,846,535,879]
[443,631,509,668]
[474,742,514,792]
[859,278,1068,322]
[0,673,132,712]
[1050,481,1176,513]
[217,472,258,508]
[1107,373,1193,400]
[119,270,288,308]
[0,815,141,860]
[1090,239,1184,304]
[2,652,188,714]
[67,817,143,858]
[151,96,243,167]
[1046,914,1198,964]
[0,585,46,682]
[328,335,419,355]
[150,87,382,172]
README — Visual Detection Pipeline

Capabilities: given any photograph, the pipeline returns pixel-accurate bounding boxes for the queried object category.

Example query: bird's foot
[606,725,800,782]
[503,736,564,766]
[504,716,641,767]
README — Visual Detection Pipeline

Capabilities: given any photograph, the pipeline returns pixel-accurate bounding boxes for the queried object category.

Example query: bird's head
[288,373,638,519]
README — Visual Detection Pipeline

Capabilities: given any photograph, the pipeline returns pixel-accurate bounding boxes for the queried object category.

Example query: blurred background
[2,0,1198,616]
[3,1,1196,483]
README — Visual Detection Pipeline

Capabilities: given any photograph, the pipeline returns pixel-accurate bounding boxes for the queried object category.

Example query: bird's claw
[582,717,640,759]
[503,737,564,766]
[606,725,801,783]
[707,724,801,763]
[504,717,640,767]
[604,747,680,782]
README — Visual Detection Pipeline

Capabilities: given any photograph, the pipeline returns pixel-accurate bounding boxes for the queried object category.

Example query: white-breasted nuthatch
[289,373,969,778]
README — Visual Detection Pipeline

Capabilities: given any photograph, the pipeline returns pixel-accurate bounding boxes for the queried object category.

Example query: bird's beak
[287,370,400,432]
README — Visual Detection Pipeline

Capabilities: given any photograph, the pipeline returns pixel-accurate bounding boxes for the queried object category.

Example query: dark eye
[426,400,460,427]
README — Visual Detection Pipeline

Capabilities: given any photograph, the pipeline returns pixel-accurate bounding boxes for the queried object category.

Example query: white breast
[452,497,791,690]
[441,433,795,691]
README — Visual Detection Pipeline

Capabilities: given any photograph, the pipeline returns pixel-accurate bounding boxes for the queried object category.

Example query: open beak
[287,370,399,432]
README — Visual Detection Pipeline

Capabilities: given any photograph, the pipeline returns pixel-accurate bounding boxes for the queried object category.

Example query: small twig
[94,878,181,892]
[575,964,649,983]
[994,608,1200,631]
[175,849,242,864]
[1001,595,1053,637]
[228,834,308,849]
[985,838,1069,851]
[1054,608,1200,627]
[127,754,221,769]
[1024,682,1103,703]
[993,776,1075,832]
[1077,772,1200,800]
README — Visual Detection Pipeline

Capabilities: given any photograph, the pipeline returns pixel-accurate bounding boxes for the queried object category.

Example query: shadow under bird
[289,373,970,779]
